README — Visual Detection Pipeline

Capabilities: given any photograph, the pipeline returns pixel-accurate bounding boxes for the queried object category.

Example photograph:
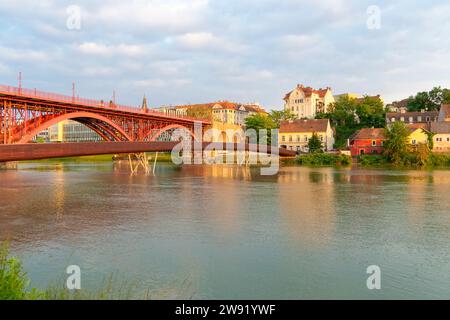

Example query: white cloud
[91,0,209,32]
[77,42,146,57]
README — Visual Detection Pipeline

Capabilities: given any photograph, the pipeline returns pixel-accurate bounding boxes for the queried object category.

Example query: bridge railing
[0,84,210,124]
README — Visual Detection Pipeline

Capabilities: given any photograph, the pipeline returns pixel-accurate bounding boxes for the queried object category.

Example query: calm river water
[1,161,450,299]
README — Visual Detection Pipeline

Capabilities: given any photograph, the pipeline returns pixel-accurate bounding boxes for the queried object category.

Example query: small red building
[349,128,386,157]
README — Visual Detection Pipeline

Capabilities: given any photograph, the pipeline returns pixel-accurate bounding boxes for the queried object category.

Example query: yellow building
[283,84,335,119]
[431,122,450,153]
[406,125,430,146]
[333,93,361,101]
[279,119,335,152]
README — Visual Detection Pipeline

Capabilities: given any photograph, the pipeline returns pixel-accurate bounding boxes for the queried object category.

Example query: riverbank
[281,153,450,170]
[283,153,352,167]
[19,152,174,164]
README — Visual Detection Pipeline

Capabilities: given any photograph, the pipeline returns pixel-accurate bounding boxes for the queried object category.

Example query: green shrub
[0,242,43,300]
[358,155,389,166]
[295,153,351,166]
[429,153,450,167]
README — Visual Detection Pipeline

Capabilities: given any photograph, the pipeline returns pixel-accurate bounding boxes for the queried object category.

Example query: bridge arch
[144,124,196,142]
[18,111,133,143]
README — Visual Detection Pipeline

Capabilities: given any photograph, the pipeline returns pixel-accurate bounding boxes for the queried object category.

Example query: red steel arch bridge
[0,84,210,144]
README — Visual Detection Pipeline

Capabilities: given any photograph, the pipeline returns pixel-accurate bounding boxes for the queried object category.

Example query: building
[386,98,409,113]
[32,129,49,143]
[334,93,361,101]
[431,122,450,153]
[212,102,266,127]
[279,119,334,152]
[406,124,431,146]
[48,120,102,142]
[439,104,450,122]
[284,84,335,119]
[348,128,385,157]
[386,110,439,129]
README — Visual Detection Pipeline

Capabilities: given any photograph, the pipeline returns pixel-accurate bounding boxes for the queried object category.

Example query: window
[400,117,405,122]
[372,140,376,146]
[418,116,422,122]
[426,116,430,122]
[299,99,304,103]
[320,135,324,142]
[412,139,417,145]
[391,118,396,122]
[304,135,308,142]
[297,135,300,142]
[289,136,293,142]
[282,136,285,142]
[409,117,413,123]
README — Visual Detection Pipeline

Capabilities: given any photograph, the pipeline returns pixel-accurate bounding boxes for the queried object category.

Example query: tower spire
[142,95,148,112]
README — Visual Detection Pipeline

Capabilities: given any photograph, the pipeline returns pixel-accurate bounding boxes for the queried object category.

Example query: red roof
[284,84,331,101]
[350,128,385,140]
[279,119,330,133]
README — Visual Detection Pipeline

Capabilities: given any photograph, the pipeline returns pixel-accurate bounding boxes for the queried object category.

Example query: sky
[0,0,450,110]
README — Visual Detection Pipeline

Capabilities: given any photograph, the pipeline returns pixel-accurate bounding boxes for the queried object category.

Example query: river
[1,161,450,299]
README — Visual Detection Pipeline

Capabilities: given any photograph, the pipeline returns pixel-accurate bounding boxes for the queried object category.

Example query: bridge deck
[0,142,297,162]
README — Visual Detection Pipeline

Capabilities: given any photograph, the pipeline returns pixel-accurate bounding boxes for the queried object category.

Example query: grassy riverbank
[0,242,191,300]
[358,153,450,169]
[284,153,352,167]
[20,152,174,163]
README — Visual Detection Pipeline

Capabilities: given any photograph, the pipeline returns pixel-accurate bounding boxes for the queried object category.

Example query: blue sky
[0,0,449,110]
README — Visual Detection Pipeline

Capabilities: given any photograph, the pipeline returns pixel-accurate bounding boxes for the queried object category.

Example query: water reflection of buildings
[277,167,336,248]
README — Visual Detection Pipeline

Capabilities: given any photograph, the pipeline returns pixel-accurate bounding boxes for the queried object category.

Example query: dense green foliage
[295,153,351,166]
[317,95,386,149]
[358,155,390,167]
[429,153,450,167]
[0,242,42,300]
[268,109,296,127]
[383,122,411,165]
[407,87,450,111]
[186,106,213,120]
[307,133,324,153]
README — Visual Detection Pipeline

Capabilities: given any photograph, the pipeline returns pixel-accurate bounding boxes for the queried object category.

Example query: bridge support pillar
[128,153,151,175]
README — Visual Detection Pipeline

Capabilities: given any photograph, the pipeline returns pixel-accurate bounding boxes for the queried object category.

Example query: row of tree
[406,87,450,112]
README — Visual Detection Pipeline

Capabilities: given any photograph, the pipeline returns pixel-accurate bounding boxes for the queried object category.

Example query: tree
[407,87,450,111]
[355,96,386,128]
[308,133,323,153]
[186,106,212,120]
[318,95,386,149]
[244,113,277,144]
[383,122,410,165]
[269,109,296,127]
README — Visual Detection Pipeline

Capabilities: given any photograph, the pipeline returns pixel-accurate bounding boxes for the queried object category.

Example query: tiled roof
[386,111,439,120]
[279,119,329,133]
[284,84,331,101]
[350,128,385,140]
[406,123,431,131]
[440,104,450,119]
[431,122,450,134]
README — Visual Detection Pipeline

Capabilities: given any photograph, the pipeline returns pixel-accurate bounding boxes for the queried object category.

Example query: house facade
[284,84,335,119]
[431,122,450,153]
[279,119,334,152]
[386,110,439,129]
[349,128,385,157]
